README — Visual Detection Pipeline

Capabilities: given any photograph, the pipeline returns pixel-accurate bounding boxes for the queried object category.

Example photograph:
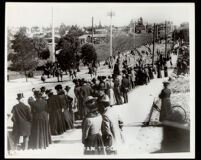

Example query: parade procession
[5,3,194,158]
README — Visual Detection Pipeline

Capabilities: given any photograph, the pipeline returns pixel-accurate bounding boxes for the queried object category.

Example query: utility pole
[107,11,115,57]
[92,16,94,44]
[156,24,158,40]
[152,23,155,66]
[165,20,167,59]
[51,7,55,62]
[133,21,136,49]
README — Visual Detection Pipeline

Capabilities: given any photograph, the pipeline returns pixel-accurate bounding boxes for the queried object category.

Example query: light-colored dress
[108,81,116,106]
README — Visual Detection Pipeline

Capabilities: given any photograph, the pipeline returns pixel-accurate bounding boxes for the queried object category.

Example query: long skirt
[49,110,66,135]
[84,134,105,155]
[157,69,162,78]
[63,109,74,130]
[159,98,172,122]
[149,71,154,79]
[28,112,52,149]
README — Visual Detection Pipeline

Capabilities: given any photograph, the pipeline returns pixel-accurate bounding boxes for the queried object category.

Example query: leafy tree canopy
[56,34,80,70]
[32,37,50,59]
[8,27,38,72]
[80,43,97,65]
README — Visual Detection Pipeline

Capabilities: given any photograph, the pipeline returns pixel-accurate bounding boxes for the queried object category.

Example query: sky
[6,3,194,28]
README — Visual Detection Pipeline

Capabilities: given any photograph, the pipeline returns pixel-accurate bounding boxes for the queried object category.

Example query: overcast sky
[6,3,194,28]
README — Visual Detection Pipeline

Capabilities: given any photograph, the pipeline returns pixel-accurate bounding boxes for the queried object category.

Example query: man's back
[11,102,32,136]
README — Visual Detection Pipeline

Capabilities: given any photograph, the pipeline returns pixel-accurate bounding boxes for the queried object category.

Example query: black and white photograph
[5,2,195,158]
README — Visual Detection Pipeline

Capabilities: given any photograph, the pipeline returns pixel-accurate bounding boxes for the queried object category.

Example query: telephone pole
[92,17,94,44]
[165,21,167,58]
[152,23,155,66]
[51,7,55,62]
[107,11,115,57]
[134,21,136,49]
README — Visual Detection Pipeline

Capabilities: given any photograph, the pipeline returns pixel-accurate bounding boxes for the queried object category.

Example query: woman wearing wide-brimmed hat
[159,81,172,122]
[28,90,52,149]
[82,96,105,155]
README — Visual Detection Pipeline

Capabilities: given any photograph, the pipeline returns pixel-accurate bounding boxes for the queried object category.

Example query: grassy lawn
[169,74,190,123]
[7,71,43,80]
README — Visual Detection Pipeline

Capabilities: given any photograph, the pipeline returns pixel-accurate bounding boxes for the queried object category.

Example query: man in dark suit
[80,79,92,119]
[11,93,32,150]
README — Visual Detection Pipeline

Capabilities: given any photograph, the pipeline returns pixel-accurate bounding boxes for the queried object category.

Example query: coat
[121,77,130,93]
[80,84,92,118]
[11,102,32,137]
[101,107,124,151]
[47,94,66,135]
[159,88,172,122]
[28,98,52,149]
[82,112,105,154]
[57,91,74,130]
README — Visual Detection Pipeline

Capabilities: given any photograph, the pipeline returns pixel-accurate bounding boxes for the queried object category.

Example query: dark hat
[34,90,42,98]
[97,76,101,81]
[102,76,106,80]
[16,93,24,100]
[163,81,170,85]
[98,83,106,91]
[81,78,86,83]
[40,86,46,92]
[85,96,98,110]
[108,75,112,79]
[55,84,63,90]
[72,79,78,84]
[92,78,97,83]
[45,89,52,95]
[64,85,71,92]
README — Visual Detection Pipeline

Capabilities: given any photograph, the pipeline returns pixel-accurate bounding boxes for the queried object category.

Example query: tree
[172,28,189,43]
[9,27,38,81]
[56,34,80,71]
[32,37,50,59]
[68,25,84,37]
[58,23,70,37]
[80,43,97,65]
[112,32,153,56]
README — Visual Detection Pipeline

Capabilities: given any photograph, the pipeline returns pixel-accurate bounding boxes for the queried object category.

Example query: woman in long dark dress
[159,81,172,122]
[45,89,66,135]
[28,91,52,149]
[55,85,74,130]
[82,96,105,155]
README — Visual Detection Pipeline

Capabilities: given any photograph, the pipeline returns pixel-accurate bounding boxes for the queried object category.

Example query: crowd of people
[176,44,189,75]
[9,41,187,156]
